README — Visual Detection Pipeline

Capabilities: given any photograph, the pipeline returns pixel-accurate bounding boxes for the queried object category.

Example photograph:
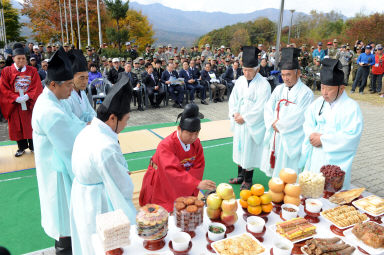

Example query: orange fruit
[248,205,262,215]
[247,196,261,207]
[240,190,252,201]
[239,199,248,208]
[251,184,265,196]
[261,203,273,213]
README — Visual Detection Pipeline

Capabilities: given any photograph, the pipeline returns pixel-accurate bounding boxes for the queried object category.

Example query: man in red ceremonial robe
[0,42,42,157]
[140,104,216,212]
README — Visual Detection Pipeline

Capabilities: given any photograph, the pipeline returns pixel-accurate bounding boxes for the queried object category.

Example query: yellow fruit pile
[268,168,301,206]
[239,184,273,215]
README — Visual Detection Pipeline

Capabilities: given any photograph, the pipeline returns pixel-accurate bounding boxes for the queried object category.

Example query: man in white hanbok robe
[65,49,96,122]
[32,47,86,254]
[261,48,313,177]
[70,77,136,255]
[228,46,271,190]
[300,59,363,189]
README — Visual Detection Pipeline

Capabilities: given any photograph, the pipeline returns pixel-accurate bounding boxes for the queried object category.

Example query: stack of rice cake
[96,209,131,252]
[276,218,316,241]
[354,195,384,215]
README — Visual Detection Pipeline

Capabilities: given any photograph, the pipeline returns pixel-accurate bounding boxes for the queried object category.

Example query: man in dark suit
[200,63,226,102]
[189,59,201,80]
[153,60,164,83]
[223,61,242,94]
[117,62,144,111]
[161,63,184,108]
[107,58,124,84]
[38,60,48,82]
[142,63,165,108]
[179,61,208,105]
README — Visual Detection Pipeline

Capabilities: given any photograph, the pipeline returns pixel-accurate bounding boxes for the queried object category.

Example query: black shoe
[172,103,178,108]
[15,149,25,157]
[370,91,376,94]
[138,106,144,111]
[217,98,223,102]
[201,100,208,105]
[190,100,195,104]
[153,104,160,108]
[177,103,183,108]
[214,98,218,103]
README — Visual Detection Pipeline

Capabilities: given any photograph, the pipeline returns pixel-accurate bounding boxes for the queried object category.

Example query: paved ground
[2,97,383,255]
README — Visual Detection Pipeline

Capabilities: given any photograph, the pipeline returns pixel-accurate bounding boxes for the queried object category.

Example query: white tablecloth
[92,196,382,255]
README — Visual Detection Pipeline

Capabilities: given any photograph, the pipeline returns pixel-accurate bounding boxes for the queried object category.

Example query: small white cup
[281,204,299,220]
[207,222,227,241]
[171,232,191,251]
[273,238,293,255]
[247,216,265,233]
[306,199,323,213]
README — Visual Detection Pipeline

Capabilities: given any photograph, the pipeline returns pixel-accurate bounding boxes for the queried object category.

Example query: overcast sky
[131,0,383,17]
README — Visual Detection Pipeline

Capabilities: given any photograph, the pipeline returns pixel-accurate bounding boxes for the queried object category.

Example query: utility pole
[63,0,69,43]
[68,0,74,45]
[288,9,295,44]
[97,0,102,46]
[85,0,90,46]
[274,0,285,70]
[59,0,65,45]
[76,0,81,49]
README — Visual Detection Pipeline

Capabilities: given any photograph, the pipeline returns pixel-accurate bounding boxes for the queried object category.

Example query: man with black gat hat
[70,78,136,254]
[301,58,363,190]
[228,46,271,190]
[0,42,43,156]
[260,48,313,177]
[32,47,86,254]
[65,49,96,122]
[261,48,314,178]
[140,103,216,212]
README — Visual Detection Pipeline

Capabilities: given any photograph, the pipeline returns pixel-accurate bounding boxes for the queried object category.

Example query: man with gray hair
[336,45,353,85]
[32,47,86,254]
[201,44,213,58]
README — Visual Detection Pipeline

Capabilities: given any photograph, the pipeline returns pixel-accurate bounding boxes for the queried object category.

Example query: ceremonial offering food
[174,196,204,232]
[279,168,298,184]
[299,171,325,198]
[302,237,355,255]
[352,221,384,249]
[208,222,227,241]
[269,190,284,203]
[212,233,265,254]
[281,204,299,220]
[320,165,345,193]
[273,239,293,255]
[353,195,384,216]
[284,183,301,197]
[247,216,265,233]
[136,204,168,240]
[242,185,273,215]
[305,199,322,213]
[171,232,191,252]
[284,195,301,206]
[268,177,285,193]
[275,218,316,242]
[329,188,365,205]
[321,205,368,228]
[96,209,131,252]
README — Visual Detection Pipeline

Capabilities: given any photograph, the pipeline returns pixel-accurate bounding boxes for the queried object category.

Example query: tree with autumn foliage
[344,13,384,44]
[1,0,23,42]
[21,0,108,48]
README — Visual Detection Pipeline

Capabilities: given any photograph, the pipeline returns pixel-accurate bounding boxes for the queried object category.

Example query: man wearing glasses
[301,58,363,190]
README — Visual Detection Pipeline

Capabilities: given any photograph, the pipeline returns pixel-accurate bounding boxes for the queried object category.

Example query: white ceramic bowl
[273,238,294,255]
[171,232,191,251]
[306,199,323,213]
[281,204,299,220]
[247,216,265,233]
[207,222,227,241]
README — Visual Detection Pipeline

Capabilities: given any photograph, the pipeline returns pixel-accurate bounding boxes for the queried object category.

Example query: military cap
[125,42,131,46]
[192,57,197,61]
[190,46,194,49]
[160,58,165,61]
[138,57,144,60]
[169,56,174,60]
[186,55,190,58]
[107,58,112,62]
[302,44,307,47]
[158,45,163,48]
[196,56,201,60]
[121,58,126,62]
[175,60,180,64]
[101,56,107,61]
[151,46,155,50]
[47,44,52,48]
[153,55,158,59]
[63,42,70,47]
[356,46,361,50]
[85,45,90,49]
[314,56,320,61]
[311,46,315,49]
[221,55,226,59]
[205,44,210,47]
[168,44,172,48]
[39,43,44,47]
[127,57,132,62]
[92,47,95,50]
[133,59,140,64]
[181,55,185,58]
[0,59,5,63]
[333,39,338,43]
[145,43,151,47]
[181,47,185,50]
[145,57,151,61]
[346,46,350,50]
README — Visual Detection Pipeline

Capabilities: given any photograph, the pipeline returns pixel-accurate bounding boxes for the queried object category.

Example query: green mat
[0,132,270,255]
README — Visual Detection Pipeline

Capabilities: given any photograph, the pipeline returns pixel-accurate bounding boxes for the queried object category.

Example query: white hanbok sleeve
[320,104,363,154]
[43,108,86,179]
[264,87,278,130]
[81,92,96,122]
[228,79,240,131]
[299,101,319,168]
[98,147,137,223]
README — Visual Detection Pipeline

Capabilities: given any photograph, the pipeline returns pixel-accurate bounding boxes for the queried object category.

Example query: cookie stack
[174,196,204,232]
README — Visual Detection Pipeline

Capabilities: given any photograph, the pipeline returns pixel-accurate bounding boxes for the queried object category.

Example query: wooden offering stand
[364,213,383,224]
[106,248,123,255]
[210,219,234,234]
[329,225,352,237]
[242,208,271,223]
[323,190,336,199]
[169,240,192,255]
[304,208,322,224]
[143,234,167,251]
[270,240,306,255]
[272,201,283,215]
[246,225,266,242]
[206,232,227,253]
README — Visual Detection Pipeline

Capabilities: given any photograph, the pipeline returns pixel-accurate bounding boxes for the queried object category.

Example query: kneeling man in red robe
[140,104,216,212]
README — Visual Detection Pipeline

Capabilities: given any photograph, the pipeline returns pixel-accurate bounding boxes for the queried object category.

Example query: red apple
[220,211,238,226]
[221,198,238,213]
[207,193,223,210]
[206,207,222,220]
[216,183,235,200]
